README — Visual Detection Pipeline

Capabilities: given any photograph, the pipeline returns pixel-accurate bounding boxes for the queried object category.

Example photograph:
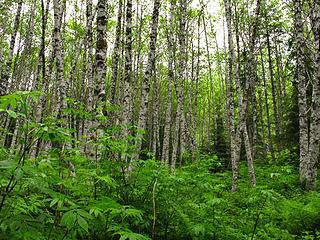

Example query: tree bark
[224,0,237,189]
[95,0,108,102]
[0,0,23,96]
[226,0,260,192]
[306,0,320,190]
[202,11,217,142]
[110,0,123,106]
[121,0,133,162]
[260,47,275,161]
[161,10,174,165]
[86,0,94,110]
[171,0,188,169]
[266,29,281,151]
[294,0,309,187]
[53,0,67,119]
[133,0,161,161]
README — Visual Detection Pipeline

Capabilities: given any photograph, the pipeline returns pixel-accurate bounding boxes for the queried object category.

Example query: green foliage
[266,148,299,166]
[0,92,319,239]
[123,156,319,240]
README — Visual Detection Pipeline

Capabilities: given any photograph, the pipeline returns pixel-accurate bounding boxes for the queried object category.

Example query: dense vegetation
[0,0,320,239]
[0,92,319,239]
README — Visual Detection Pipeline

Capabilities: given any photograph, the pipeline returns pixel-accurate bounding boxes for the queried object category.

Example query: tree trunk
[161,11,174,165]
[224,0,237,191]
[234,4,256,183]
[260,47,275,161]
[171,0,188,169]
[0,0,23,96]
[151,74,160,158]
[226,0,260,192]
[95,0,108,102]
[133,0,161,161]
[294,0,309,187]
[202,12,217,142]
[121,0,133,161]
[266,29,280,151]
[53,0,67,119]
[306,0,320,190]
[86,0,94,110]
[110,0,123,106]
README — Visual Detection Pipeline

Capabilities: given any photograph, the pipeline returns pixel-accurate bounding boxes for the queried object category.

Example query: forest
[0,0,320,239]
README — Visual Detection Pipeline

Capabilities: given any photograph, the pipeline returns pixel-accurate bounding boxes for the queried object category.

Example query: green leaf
[77,215,88,232]
[0,159,16,169]
[89,207,103,218]
[97,175,117,187]
[15,168,24,180]
[50,198,59,208]
[6,110,17,118]
[116,231,150,240]
[191,224,206,236]
[207,197,223,206]
[76,209,93,220]
[124,208,143,221]
[271,173,280,178]
[61,210,77,230]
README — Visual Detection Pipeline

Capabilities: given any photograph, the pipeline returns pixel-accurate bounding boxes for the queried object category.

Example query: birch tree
[294,0,309,187]
[161,5,175,165]
[133,0,161,161]
[306,0,320,189]
[110,0,123,106]
[0,0,23,96]
[121,0,133,161]
[225,0,260,192]
[95,0,108,102]
[53,0,67,119]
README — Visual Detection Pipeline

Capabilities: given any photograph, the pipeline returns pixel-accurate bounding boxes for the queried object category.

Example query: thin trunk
[121,0,133,161]
[86,0,94,110]
[110,0,123,105]
[32,0,50,158]
[132,2,144,112]
[234,4,256,187]
[172,0,188,168]
[266,29,280,151]
[178,0,187,165]
[294,0,309,187]
[194,15,200,158]
[133,0,161,160]
[213,25,227,132]
[260,47,275,161]
[95,0,108,102]
[223,18,230,144]
[275,43,284,132]
[151,75,160,158]
[0,0,23,95]
[252,90,258,158]
[161,12,174,165]
[224,0,236,190]
[202,13,217,143]
[229,0,260,191]
[258,88,266,154]
[53,0,67,119]
[17,0,36,91]
[307,0,320,190]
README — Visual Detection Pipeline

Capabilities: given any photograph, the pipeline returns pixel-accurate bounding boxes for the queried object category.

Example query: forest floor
[1,147,320,239]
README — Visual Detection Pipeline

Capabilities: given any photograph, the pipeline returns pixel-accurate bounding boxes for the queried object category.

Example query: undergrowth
[0,92,319,240]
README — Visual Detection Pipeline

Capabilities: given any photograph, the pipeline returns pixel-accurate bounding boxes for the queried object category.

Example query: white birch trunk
[294,0,309,187]
[132,0,161,161]
[307,0,320,189]
[95,0,107,102]
[0,0,23,95]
